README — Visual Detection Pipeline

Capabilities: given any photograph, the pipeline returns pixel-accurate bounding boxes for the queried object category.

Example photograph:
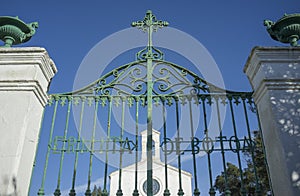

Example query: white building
[109,129,192,195]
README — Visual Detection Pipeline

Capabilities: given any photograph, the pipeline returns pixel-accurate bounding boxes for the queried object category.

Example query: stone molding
[0,80,48,106]
[0,47,57,106]
[244,47,300,74]
[244,46,300,103]
[253,79,300,104]
[0,47,57,82]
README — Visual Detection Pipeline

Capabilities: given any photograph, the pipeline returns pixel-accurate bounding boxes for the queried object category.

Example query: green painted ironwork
[29,107,45,195]
[54,97,72,196]
[116,98,126,196]
[175,98,184,196]
[242,98,262,195]
[133,97,140,196]
[162,98,171,196]
[38,97,59,196]
[264,13,300,46]
[69,97,85,196]
[132,10,168,196]
[102,98,112,196]
[85,97,100,196]
[201,96,216,196]
[0,16,38,47]
[31,10,270,196]
[188,96,200,196]
[228,96,246,196]
[255,106,274,196]
[215,97,231,196]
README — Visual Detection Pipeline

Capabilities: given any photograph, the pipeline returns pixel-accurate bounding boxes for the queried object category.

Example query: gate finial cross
[132,10,168,57]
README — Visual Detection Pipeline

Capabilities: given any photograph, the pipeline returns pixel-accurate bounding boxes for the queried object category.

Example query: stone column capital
[244,47,300,81]
[244,46,300,103]
[0,47,57,106]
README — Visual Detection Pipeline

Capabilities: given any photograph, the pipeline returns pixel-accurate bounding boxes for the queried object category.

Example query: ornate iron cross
[131,10,169,196]
[132,10,168,59]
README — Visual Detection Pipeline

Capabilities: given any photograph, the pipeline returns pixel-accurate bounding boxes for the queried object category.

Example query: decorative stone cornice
[0,47,57,82]
[0,47,57,106]
[252,79,300,104]
[0,80,48,106]
[244,46,300,91]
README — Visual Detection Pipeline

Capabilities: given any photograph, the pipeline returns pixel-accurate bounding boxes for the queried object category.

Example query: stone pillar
[244,47,300,196]
[0,47,57,195]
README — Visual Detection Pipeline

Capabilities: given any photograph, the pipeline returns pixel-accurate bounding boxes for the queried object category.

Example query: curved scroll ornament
[66,61,148,96]
[136,46,164,61]
[94,62,147,96]
[152,61,209,96]
[61,58,244,98]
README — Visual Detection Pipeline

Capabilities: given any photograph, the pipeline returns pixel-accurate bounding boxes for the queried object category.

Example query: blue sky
[2,1,300,195]
[2,0,299,93]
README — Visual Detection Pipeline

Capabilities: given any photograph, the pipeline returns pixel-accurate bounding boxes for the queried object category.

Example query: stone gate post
[0,47,57,195]
[244,47,300,196]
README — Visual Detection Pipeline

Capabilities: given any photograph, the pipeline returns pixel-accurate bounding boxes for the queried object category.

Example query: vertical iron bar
[29,108,45,195]
[162,98,170,196]
[85,97,99,196]
[116,98,125,196]
[38,97,59,195]
[201,96,215,196]
[175,97,184,195]
[242,99,261,195]
[188,97,200,196]
[215,96,231,196]
[255,103,274,195]
[54,96,72,196]
[132,97,139,196]
[102,97,112,196]
[131,11,168,195]
[146,60,153,196]
[229,97,246,195]
[145,12,154,196]
[146,58,153,194]
[69,97,85,196]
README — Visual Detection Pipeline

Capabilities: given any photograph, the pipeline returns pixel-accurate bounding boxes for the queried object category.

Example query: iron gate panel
[30,11,268,196]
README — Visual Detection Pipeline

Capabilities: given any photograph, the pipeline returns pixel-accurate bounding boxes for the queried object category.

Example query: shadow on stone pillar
[244,46,300,196]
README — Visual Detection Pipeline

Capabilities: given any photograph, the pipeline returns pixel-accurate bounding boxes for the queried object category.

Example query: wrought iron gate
[30,11,268,196]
